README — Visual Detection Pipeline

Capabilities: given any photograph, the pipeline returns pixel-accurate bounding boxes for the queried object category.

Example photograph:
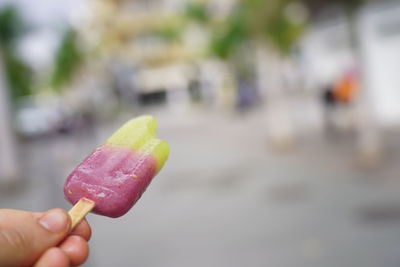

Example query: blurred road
[2,107,400,267]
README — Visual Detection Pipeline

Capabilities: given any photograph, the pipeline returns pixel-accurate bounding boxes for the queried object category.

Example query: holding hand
[0,208,91,267]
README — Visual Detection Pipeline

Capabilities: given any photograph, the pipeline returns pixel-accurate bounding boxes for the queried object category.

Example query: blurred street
[1,0,400,266]
[2,107,400,267]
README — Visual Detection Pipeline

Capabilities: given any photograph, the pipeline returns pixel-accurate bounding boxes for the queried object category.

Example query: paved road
[2,107,400,267]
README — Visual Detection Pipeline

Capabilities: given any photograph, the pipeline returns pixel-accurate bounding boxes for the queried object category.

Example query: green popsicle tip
[105,115,170,172]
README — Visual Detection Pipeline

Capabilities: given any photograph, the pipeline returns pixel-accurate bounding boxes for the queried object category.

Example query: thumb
[0,209,71,267]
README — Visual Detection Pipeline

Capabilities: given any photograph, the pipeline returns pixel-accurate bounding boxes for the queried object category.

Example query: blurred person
[321,83,337,135]
[237,80,257,113]
[0,208,91,267]
[322,70,359,136]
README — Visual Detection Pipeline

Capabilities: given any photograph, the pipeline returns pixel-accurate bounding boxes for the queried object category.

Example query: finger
[0,210,43,229]
[0,209,71,267]
[59,235,89,266]
[33,248,69,267]
[70,219,92,241]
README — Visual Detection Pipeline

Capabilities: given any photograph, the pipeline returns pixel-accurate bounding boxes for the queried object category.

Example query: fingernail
[39,209,68,233]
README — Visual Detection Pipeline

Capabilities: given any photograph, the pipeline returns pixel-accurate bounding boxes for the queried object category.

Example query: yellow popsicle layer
[105,115,170,172]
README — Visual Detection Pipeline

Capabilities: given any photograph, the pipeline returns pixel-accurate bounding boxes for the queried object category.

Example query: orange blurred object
[333,72,359,103]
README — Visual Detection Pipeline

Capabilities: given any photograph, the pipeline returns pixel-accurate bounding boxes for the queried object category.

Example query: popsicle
[64,115,169,228]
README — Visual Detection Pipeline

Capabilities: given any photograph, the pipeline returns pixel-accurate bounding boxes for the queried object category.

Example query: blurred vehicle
[15,96,62,137]
[14,94,94,138]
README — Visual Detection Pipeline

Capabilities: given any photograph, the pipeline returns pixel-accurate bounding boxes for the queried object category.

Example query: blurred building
[81,0,238,111]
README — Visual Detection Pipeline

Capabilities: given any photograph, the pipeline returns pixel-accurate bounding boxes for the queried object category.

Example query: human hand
[0,208,91,267]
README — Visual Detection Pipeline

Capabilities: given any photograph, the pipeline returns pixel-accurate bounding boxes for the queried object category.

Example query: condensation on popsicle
[64,115,170,218]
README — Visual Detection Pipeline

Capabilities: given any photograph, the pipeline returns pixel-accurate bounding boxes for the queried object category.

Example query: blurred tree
[184,1,209,24]
[2,48,33,101]
[0,5,26,182]
[0,5,33,101]
[206,0,306,103]
[0,6,26,46]
[207,0,307,145]
[50,28,84,91]
[209,0,305,58]
[210,6,248,59]
[150,1,209,44]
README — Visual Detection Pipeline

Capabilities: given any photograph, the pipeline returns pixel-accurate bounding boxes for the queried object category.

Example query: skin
[0,209,91,267]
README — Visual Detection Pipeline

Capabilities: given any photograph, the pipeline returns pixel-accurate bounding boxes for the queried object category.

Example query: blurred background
[1,0,400,266]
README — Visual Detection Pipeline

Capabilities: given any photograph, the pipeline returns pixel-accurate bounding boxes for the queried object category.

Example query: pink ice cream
[63,116,170,218]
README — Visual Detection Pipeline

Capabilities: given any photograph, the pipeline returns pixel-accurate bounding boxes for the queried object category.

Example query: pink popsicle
[64,115,169,219]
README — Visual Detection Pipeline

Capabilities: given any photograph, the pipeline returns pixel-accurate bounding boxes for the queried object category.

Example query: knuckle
[0,227,30,252]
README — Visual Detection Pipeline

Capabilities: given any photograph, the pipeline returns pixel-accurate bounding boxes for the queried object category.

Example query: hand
[0,208,91,267]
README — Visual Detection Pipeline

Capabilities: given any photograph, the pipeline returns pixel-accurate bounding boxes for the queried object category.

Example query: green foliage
[0,5,33,101]
[153,18,186,42]
[0,5,27,47]
[265,9,305,54]
[184,1,209,23]
[210,8,248,59]
[2,47,33,100]
[154,27,181,42]
[51,28,83,91]
[209,0,305,58]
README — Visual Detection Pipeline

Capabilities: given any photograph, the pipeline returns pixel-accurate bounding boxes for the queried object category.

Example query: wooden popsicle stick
[68,198,95,230]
